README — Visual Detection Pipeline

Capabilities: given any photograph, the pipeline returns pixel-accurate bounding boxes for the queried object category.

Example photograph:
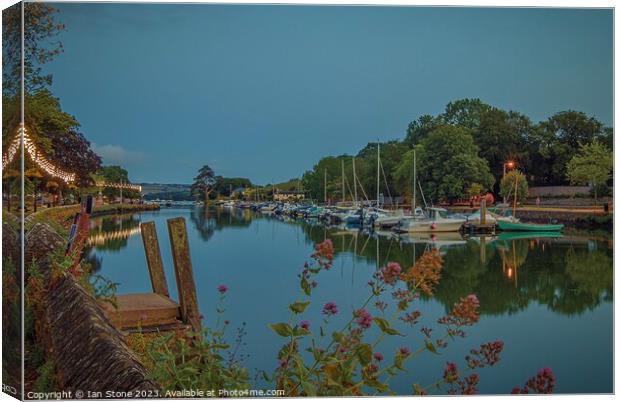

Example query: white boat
[376,207,426,228]
[398,231,467,249]
[466,210,520,225]
[399,207,465,233]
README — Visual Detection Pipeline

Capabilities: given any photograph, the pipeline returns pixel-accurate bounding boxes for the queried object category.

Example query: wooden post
[480,198,486,225]
[66,195,93,271]
[167,217,201,332]
[140,221,170,297]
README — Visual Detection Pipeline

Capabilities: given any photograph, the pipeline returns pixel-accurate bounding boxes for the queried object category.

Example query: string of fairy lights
[94,181,142,192]
[3,125,76,182]
[2,125,141,192]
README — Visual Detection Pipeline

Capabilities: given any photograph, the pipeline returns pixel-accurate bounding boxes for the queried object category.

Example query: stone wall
[25,222,159,394]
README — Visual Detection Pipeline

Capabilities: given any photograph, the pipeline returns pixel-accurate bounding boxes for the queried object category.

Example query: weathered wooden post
[480,198,486,226]
[167,217,201,332]
[66,195,93,270]
[140,221,170,298]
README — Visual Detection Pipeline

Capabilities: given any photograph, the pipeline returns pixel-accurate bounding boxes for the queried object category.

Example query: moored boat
[398,207,466,233]
[497,220,564,232]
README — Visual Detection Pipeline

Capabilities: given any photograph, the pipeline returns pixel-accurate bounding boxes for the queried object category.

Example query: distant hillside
[138,183,191,195]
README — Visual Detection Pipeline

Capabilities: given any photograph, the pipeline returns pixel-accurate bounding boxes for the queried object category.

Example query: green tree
[97,165,139,199]
[395,125,494,203]
[566,140,613,203]
[212,177,252,197]
[2,2,65,95]
[533,111,606,184]
[404,115,441,147]
[302,155,356,202]
[191,165,217,202]
[475,108,528,187]
[442,98,491,129]
[356,140,409,201]
[499,170,528,204]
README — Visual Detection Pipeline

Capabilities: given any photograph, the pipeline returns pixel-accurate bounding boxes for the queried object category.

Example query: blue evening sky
[45,4,613,184]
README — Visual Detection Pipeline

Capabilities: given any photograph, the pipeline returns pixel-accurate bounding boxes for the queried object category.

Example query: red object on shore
[484,192,495,205]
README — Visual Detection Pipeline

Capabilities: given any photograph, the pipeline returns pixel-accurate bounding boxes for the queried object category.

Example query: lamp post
[502,161,515,204]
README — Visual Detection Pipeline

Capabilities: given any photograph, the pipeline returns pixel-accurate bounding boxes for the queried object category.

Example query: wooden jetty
[461,199,496,235]
[99,218,201,333]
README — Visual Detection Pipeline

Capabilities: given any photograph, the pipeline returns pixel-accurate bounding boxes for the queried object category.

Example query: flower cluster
[322,302,338,316]
[443,362,459,383]
[217,284,228,294]
[400,249,443,295]
[443,362,480,395]
[311,239,335,269]
[379,262,402,285]
[354,308,373,329]
[438,294,480,329]
[466,341,504,368]
[400,310,421,326]
[511,368,556,394]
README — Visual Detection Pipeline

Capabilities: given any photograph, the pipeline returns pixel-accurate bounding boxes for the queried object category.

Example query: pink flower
[322,302,338,316]
[443,362,459,383]
[373,352,384,362]
[354,308,373,329]
[380,262,402,285]
[399,347,411,357]
[512,367,556,394]
[300,320,310,331]
[438,294,480,327]
[217,284,228,294]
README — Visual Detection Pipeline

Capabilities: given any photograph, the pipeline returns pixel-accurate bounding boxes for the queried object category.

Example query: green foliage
[3,2,65,95]
[403,125,494,202]
[191,165,217,201]
[499,170,528,203]
[532,111,608,184]
[442,98,491,129]
[33,361,59,392]
[97,165,140,199]
[212,177,252,197]
[404,114,442,147]
[566,140,613,200]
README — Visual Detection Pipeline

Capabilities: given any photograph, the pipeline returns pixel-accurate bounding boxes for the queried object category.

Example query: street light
[502,161,516,204]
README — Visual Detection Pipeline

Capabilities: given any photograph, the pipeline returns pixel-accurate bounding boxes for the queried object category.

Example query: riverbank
[2,203,161,396]
[24,203,160,235]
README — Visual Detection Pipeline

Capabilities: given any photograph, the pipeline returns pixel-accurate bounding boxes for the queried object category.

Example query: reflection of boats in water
[497,231,564,242]
[397,232,467,250]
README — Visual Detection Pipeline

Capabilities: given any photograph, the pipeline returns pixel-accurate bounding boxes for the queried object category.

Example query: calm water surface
[85,207,613,395]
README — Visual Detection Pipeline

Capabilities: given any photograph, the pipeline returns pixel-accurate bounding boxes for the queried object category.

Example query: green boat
[497,220,564,232]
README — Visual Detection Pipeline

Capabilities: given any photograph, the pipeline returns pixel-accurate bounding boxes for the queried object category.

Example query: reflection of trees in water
[189,207,252,242]
[294,220,612,317]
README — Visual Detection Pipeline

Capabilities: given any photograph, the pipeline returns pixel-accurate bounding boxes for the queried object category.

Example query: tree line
[301,98,613,203]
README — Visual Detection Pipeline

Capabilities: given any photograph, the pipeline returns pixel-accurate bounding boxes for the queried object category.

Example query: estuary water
[85,206,613,395]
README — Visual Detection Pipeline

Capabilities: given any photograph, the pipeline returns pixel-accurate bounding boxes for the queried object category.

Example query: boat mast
[352,157,358,206]
[413,148,416,212]
[376,140,380,208]
[324,169,327,205]
[341,159,345,203]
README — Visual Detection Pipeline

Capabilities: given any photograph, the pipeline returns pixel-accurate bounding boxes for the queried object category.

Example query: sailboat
[398,207,466,233]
